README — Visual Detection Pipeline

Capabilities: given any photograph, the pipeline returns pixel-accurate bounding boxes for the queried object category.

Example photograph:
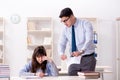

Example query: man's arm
[58,29,68,59]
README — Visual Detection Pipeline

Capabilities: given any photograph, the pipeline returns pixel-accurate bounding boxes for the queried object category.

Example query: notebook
[21,76,41,79]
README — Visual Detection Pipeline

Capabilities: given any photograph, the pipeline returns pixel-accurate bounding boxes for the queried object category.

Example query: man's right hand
[61,54,67,60]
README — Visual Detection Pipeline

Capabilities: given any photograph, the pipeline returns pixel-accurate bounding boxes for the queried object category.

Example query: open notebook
[21,76,41,79]
[21,73,48,79]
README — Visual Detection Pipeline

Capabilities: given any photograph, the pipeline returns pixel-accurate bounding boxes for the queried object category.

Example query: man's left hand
[71,51,80,57]
[72,50,84,57]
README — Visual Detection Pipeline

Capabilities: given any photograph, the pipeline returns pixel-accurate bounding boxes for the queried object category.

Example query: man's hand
[61,54,67,60]
[72,50,84,57]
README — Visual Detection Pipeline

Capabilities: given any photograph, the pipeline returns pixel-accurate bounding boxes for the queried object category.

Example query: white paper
[67,56,81,68]
[43,37,51,45]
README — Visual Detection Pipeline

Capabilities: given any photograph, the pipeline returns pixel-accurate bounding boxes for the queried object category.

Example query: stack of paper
[43,37,51,45]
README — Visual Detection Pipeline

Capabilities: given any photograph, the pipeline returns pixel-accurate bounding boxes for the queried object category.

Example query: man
[58,7,96,76]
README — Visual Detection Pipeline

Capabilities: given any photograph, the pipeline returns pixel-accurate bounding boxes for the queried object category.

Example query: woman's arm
[42,56,59,76]
[46,61,59,76]
[19,61,35,76]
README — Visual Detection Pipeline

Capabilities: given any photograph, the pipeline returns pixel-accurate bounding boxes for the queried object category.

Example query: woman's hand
[43,56,52,62]
[36,72,45,78]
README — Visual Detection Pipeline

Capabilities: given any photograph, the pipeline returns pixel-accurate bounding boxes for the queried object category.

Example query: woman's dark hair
[59,7,73,18]
[31,45,47,73]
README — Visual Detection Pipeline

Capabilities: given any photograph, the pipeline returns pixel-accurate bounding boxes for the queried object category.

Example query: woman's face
[36,56,46,64]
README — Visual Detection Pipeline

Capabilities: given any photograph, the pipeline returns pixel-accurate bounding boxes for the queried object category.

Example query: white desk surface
[11,76,86,80]
[10,66,111,80]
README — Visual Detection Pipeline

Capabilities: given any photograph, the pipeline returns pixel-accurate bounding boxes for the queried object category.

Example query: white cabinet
[0,18,4,64]
[27,17,53,61]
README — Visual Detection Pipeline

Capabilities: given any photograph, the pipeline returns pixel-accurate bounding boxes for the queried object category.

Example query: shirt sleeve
[58,28,68,55]
[19,61,35,76]
[81,20,94,51]
[46,61,59,76]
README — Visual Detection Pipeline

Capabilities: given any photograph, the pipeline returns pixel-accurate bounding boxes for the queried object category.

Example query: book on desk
[77,71,100,79]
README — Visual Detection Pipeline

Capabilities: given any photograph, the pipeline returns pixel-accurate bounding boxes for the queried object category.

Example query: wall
[0,0,120,80]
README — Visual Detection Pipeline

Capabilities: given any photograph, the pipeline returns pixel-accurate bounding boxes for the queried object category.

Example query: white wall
[0,0,120,80]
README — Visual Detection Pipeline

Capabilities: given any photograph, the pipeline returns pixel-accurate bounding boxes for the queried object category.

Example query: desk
[95,66,112,71]
[11,66,111,80]
[59,66,112,80]
[11,76,100,80]
[95,66,112,80]
[0,78,10,80]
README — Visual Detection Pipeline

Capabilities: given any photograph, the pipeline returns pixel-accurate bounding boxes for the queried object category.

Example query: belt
[70,52,95,57]
[83,53,95,57]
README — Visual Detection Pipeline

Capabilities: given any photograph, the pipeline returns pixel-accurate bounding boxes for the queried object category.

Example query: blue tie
[72,25,77,52]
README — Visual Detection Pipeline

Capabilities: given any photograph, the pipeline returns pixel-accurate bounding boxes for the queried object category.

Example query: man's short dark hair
[59,7,73,18]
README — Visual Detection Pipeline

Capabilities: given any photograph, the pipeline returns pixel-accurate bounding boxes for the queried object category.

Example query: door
[116,19,120,80]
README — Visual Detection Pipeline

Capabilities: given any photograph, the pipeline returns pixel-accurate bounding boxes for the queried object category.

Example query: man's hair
[59,7,73,18]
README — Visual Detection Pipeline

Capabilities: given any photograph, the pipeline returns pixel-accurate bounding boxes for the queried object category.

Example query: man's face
[61,16,72,27]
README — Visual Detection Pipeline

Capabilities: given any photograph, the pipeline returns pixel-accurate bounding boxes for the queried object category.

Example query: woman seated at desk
[19,45,59,77]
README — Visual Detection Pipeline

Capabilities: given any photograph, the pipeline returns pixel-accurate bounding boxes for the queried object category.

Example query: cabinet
[27,17,53,61]
[0,18,4,64]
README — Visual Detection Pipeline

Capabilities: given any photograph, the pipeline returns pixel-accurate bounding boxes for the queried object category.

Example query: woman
[19,46,59,77]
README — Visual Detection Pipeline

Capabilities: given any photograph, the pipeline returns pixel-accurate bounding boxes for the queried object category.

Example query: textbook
[77,71,100,79]
[77,71,100,76]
